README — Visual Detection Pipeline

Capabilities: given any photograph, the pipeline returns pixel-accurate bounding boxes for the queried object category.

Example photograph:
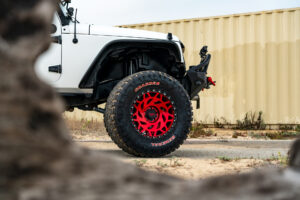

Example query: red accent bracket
[207,77,216,86]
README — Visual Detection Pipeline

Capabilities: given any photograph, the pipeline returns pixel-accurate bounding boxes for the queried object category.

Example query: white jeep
[35,0,215,157]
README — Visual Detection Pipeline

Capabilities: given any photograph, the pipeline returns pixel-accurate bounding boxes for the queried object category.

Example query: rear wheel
[104,71,192,157]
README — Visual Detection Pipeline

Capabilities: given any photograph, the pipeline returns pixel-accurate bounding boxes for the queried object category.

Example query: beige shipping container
[119,8,300,124]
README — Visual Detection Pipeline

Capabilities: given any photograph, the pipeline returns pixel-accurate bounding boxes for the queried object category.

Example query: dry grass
[236,111,266,130]
[264,152,288,166]
[189,123,215,138]
[296,125,300,132]
[214,117,230,128]
[232,131,247,138]
[248,131,300,140]
[65,119,107,140]
[66,119,104,131]
[134,159,148,167]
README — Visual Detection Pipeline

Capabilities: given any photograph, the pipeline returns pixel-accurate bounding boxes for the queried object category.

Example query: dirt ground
[67,120,295,180]
[80,141,286,180]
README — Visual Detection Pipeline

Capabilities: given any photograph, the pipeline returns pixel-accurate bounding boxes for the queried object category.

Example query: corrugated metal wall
[120,8,300,124]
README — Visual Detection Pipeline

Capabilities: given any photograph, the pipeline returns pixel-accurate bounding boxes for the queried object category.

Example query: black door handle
[51,35,62,44]
[49,65,62,74]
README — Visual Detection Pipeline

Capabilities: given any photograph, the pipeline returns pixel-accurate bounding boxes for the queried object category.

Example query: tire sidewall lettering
[134,82,160,93]
[151,135,176,147]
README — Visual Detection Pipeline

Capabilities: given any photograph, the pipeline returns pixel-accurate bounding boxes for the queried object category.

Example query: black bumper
[183,46,215,100]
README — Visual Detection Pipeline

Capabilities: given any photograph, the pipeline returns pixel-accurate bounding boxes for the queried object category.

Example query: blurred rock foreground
[0,0,299,199]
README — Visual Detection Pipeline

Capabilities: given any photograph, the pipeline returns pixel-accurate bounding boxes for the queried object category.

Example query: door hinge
[49,65,62,73]
[51,35,62,44]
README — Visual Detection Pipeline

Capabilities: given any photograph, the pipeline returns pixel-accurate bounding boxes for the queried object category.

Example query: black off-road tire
[104,71,192,157]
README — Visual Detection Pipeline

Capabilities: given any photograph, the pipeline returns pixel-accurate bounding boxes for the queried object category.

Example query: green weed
[236,111,266,130]
[157,161,168,168]
[279,125,294,131]
[169,157,184,167]
[214,117,230,128]
[134,159,147,167]
[190,123,214,138]
[265,152,288,166]
[232,131,246,138]
[217,156,232,162]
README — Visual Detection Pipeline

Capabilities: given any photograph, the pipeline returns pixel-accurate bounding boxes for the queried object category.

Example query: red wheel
[131,91,175,138]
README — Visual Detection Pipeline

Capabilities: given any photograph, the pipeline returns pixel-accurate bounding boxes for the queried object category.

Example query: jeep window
[57,3,70,26]
[58,1,79,26]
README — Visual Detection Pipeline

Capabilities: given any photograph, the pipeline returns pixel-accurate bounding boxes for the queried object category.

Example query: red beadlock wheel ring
[131,91,175,138]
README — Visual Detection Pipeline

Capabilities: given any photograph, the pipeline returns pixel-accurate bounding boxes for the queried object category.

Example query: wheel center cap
[145,107,158,122]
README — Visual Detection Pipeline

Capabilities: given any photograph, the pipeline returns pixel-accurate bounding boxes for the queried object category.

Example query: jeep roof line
[35,0,215,157]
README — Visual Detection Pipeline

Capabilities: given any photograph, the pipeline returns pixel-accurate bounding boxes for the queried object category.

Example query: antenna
[73,9,78,44]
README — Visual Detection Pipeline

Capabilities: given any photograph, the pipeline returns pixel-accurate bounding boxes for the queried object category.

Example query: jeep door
[35,13,62,83]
